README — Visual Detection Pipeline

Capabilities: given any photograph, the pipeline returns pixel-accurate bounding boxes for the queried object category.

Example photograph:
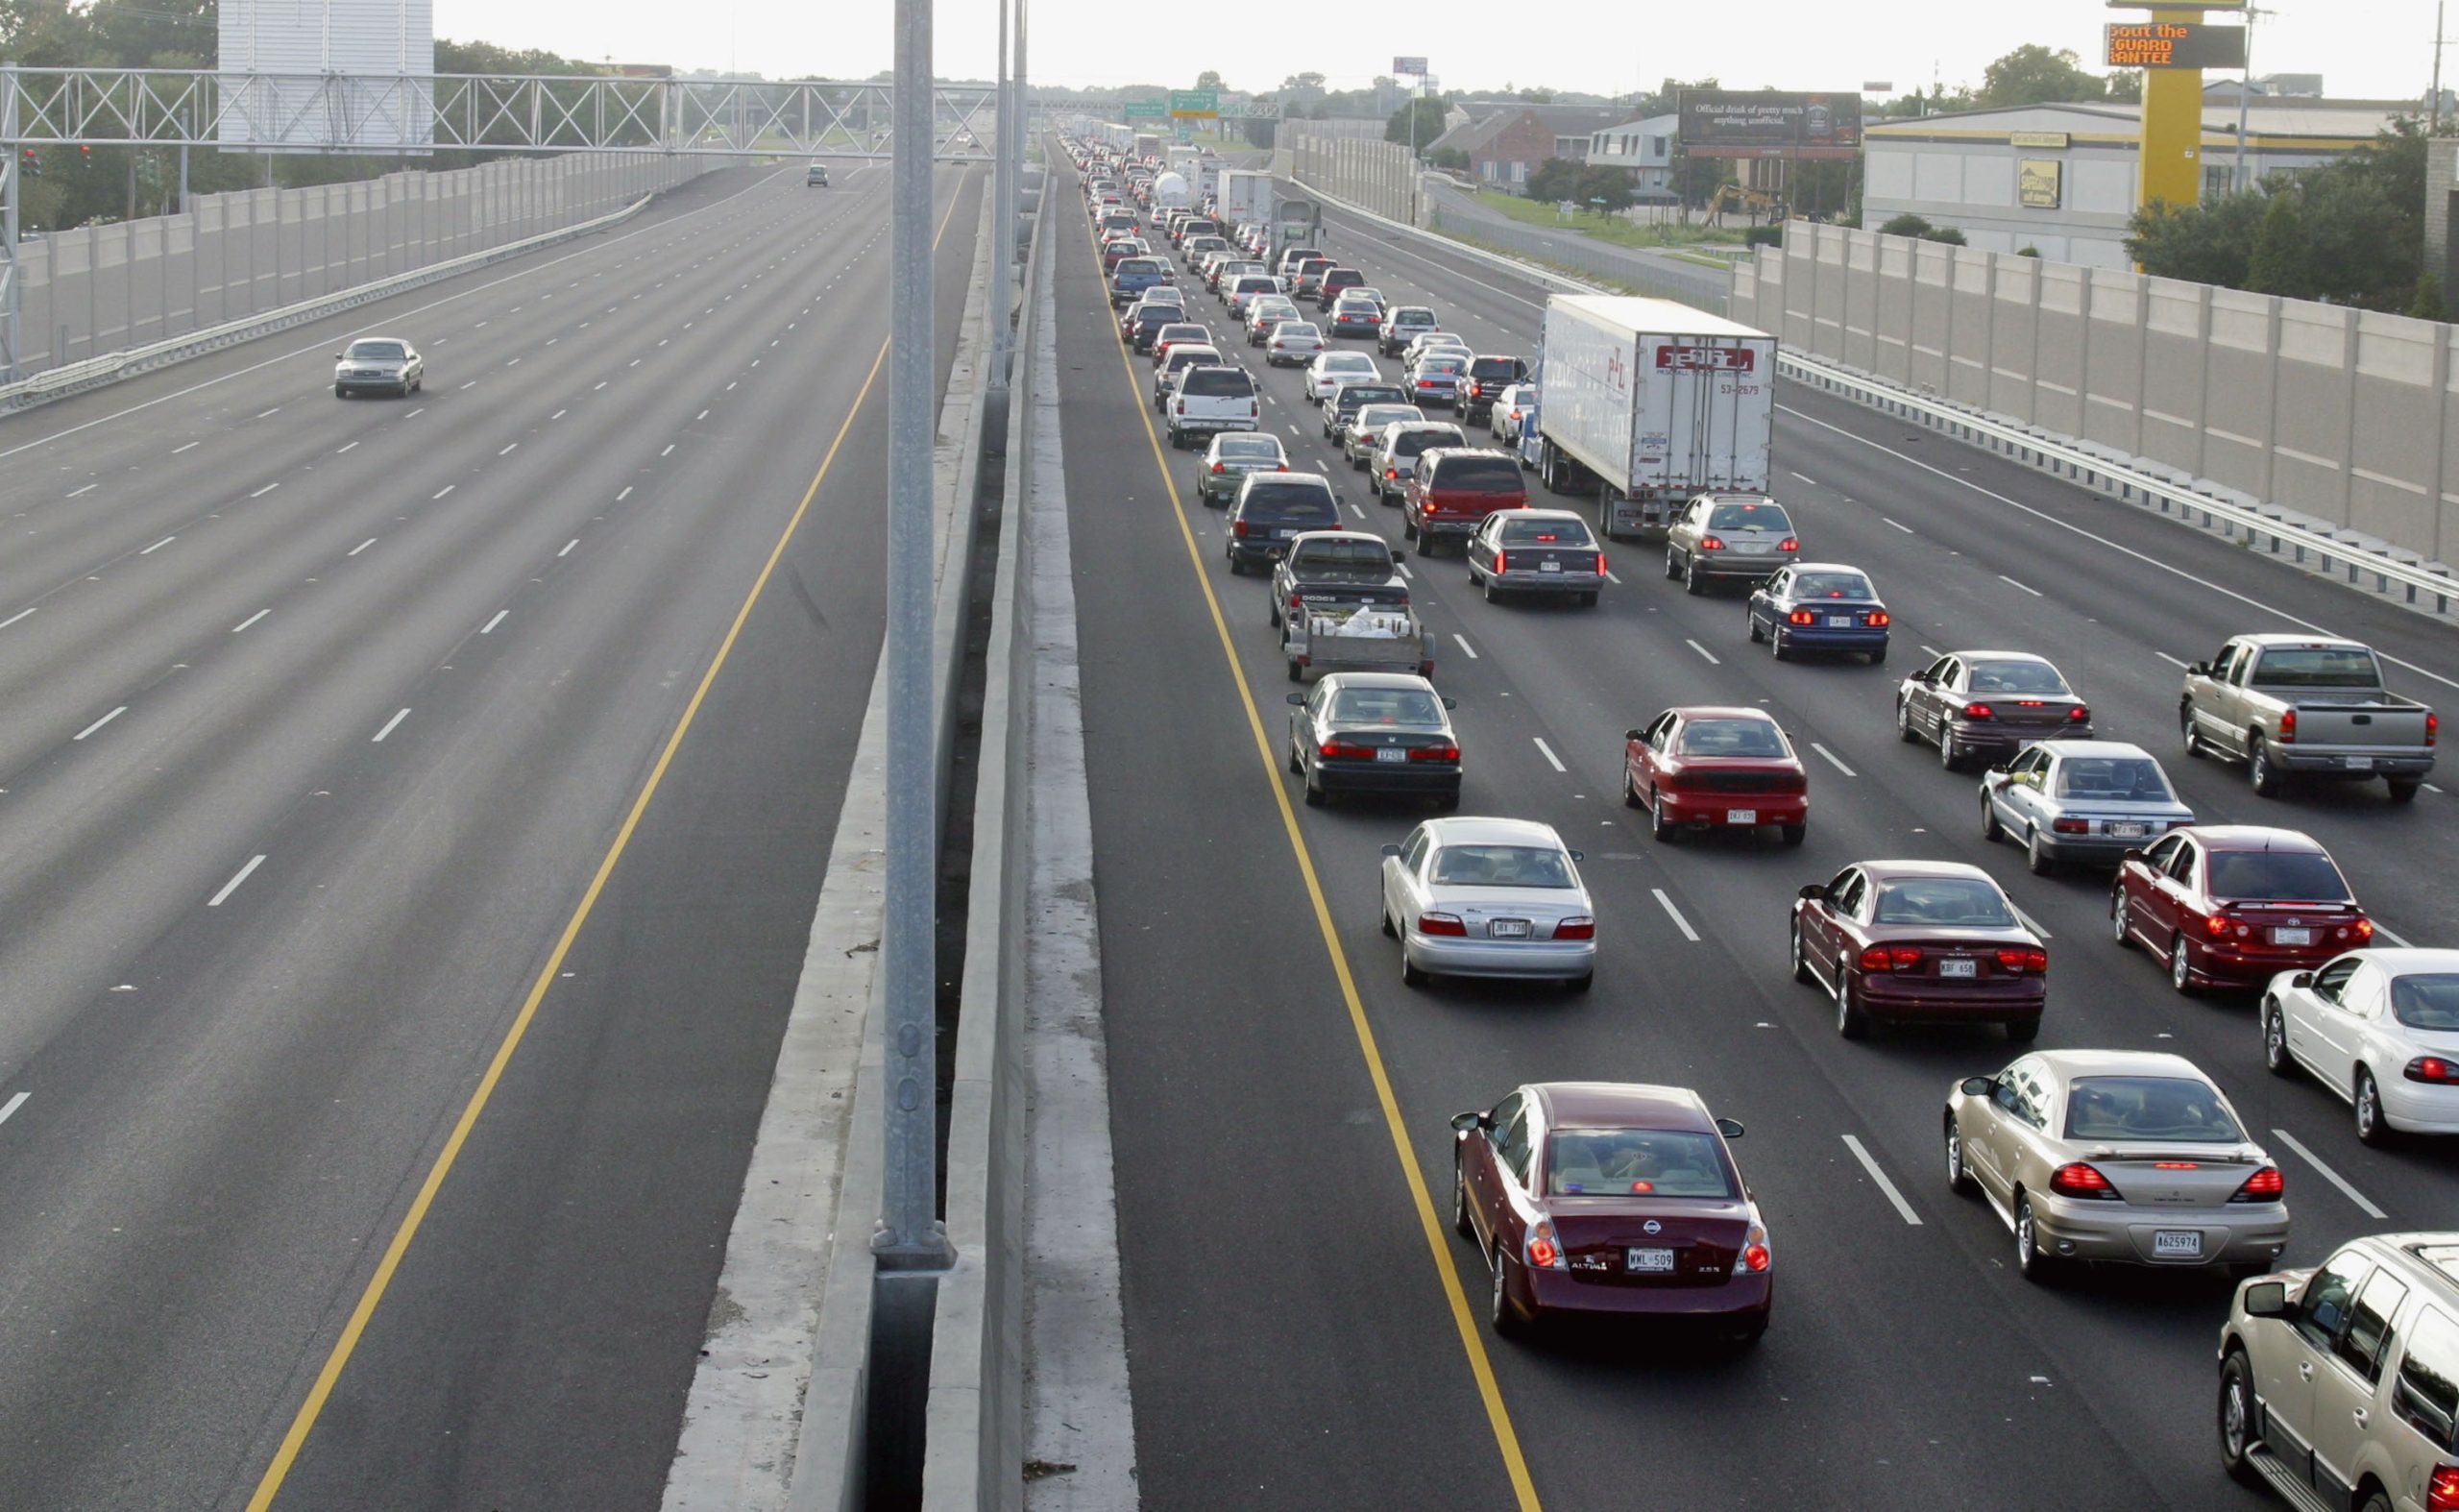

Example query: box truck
[1524,295,1776,540]
[1217,168,1273,230]
[1134,132,1161,161]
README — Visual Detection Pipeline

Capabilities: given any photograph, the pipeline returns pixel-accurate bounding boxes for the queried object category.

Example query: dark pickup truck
[1268,531,1432,682]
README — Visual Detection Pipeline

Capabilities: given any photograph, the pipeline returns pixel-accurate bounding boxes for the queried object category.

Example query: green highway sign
[1169,88,1220,118]
[1123,100,1166,118]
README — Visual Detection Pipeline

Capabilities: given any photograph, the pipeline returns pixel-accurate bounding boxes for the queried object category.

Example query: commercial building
[1862,98,2411,268]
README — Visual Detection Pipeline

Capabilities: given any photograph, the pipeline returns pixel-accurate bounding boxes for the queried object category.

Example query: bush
[1741,225,1783,248]
[1926,227,1968,246]
[2016,245,2041,257]
[1878,211,1934,238]
[2410,271,2448,322]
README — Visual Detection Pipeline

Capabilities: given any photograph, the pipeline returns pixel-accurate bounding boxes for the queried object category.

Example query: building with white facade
[1582,114,1680,202]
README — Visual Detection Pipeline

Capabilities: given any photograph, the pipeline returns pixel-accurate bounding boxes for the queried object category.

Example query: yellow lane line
[246,171,975,1510]
[1077,196,1544,1509]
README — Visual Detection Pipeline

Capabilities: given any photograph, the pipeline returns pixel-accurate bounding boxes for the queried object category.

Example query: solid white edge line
[0,607,34,629]
[0,1091,25,1128]
[1451,632,1478,660]
[1532,737,1566,772]
[1811,742,1858,777]
[207,853,266,907]
[1649,889,1701,942]
[371,707,411,743]
[2268,1128,2388,1220]
[72,706,127,741]
[1684,638,1720,665]
[1840,1134,1923,1226]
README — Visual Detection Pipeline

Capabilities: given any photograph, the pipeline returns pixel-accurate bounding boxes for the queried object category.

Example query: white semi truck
[1522,295,1777,540]
[1217,168,1273,229]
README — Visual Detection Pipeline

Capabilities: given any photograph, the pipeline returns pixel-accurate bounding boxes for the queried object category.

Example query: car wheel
[1381,905,1398,939]
[1746,610,1764,644]
[1936,728,1960,771]
[2026,827,2055,876]
[2249,737,2283,797]
[334,384,348,399]
[1649,791,1677,842]
[1728,1314,1769,1347]
[1981,796,2005,843]
[1866,644,1887,666]
[1770,626,1789,661]
[2219,1351,2263,1488]
[1268,597,1281,628]
[1482,574,1500,603]
[1779,823,1806,847]
[1789,922,1814,984]
[1401,514,1417,543]
[2389,777,2422,803]
[1621,767,1643,810]
[2014,1193,2057,1282]
[2356,1066,2392,1146]
[1683,556,1705,596]
[2169,936,2197,995]
[1835,963,1871,1039]
[1488,1248,1522,1335]
[2180,705,2204,758]
[1286,658,1303,684]
[1227,554,1246,576]
[1945,1118,1976,1194]
[1896,700,1919,744]
[2263,1000,2294,1077]
[1400,943,1428,988]
[1452,1158,1474,1238]
[1664,547,1681,581]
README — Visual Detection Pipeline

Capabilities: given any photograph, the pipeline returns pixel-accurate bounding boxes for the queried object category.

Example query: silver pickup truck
[1271,531,1433,683]
[2180,634,2436,801]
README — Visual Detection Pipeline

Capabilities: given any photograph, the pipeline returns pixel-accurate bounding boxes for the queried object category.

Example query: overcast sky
[431,0,2437,105]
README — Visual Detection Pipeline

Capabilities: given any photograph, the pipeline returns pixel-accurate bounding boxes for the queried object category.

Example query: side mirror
[333,352,344,359]
[1715,1117,1744,1139]
[1987,763,2010,775]
[1625,728,1645,743]
[1390,548,1408,561]
[1450,1110,1486,1134]
[1441,696,1458,710]
[1335,493,1350,509]
[1569,850,1584,862]
[1379,843,1403,859]
[1798,884,1826,901]
[2242,1280,2290,1318]
[2291,971,2314,988]
[2121,848,2144,865]
[1285,693,1305,706]
[1960,1076,1996,1097]
[2186,661,2209,677]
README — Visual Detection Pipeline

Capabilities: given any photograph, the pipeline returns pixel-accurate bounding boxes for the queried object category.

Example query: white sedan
[2263,948,2459,1143]
[1379,816,1595,991]
[1490,383,1534,441]
[1265,321,1327,366]
[1304,351,1381,401]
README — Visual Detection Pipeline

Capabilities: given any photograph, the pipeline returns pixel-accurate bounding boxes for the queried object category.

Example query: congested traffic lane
[1052,156,2414,1507]
[0,162,977,1509]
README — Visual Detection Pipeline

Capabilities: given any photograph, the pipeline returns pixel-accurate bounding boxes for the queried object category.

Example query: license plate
[1737,541,1769,553]
[1725,809,1758,825]
[2154,1231,2203,1258]
[1375,747,1407,763]
[2273,927,2314,946]
[2109,822,2147,838]
[1828,616,1854,627]
[1489,919,1530,939]
[1625,1248,1676,1273]
[1938,958,1979,978]
[2344,755,2374,770]
[1540,560,1562,573]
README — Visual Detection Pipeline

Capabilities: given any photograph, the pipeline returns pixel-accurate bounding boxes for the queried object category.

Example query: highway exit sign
[1123,100,1166,118]
[1169,88,1219,118]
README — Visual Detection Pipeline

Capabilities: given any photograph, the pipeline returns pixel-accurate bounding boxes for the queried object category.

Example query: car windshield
[347,342,405,360]
[1707,501,1791,532]
[1327,687,1444,726]
[1870,877,2016,927]
[1966,660,2071,695]
[1498,518,1595,548]
[1434,456,1524,494]
[1236,482,1339,523]
[1546,1130,1735,1199]
[2062,1077,2245,1143]
[2252,646,2381,688]
[2053,757,2173,801]
[1678,719,1786,758]
[2204,850,2352,902]
[1215,436,1282,463]
[1790,572,1872,599]
[2391,974,2459,1030]
[1427,844,1574,889]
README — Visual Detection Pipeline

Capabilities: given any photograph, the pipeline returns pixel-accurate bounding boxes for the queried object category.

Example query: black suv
[1226,473,1345,574]
[1460,354,1532,425]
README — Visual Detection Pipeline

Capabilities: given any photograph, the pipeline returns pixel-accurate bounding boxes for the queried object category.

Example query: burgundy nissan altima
[1451,1082,1770,1342]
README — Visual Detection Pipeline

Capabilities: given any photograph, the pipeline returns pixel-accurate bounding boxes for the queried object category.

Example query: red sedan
[1622,706,1808,846]
[1790,860,2047,1040]
[1451,1082,1769,1343]
[2111,824,2371,993]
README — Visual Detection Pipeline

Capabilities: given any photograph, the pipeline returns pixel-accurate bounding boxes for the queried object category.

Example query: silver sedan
[1379,817,1595,990]
[1980,740,2194,873]
[334,336,423,398]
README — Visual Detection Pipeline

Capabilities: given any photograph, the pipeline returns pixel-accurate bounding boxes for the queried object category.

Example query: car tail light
[2204,913,2231,938]
[2408,1057,2459,1085]
[2231,1166,2285,1203]
[1698,535,1726,551]
[2429,1466,2459,1512]
[1788,609,1816,626]
[1857,944,1891,972]
[2050,1162,2120,1200]
[1385,467,1398,479]
[1232,520,1250,537]
[1277,464,1288,472]
[2278,708,2297,744]
[1418,912,1467,937]
[1211,462,1226,474]
[1525,1220,1565,1270]
[2067,705,2090,723]
[2351,917,2375,942]
[1286,592,1304,609]
[1553,916,1595,939]
[1865,610,1891,626]
[1741,1222,1770,1273]
[2431,713,2441,747]
[1595,553,1608,574]
[1889,945,1925,969]
[2053,817,2089,835]
[1409,744,1460,763]
[1996,947,2050,973]
[1962,702,1995,720]
[1779,537,1800,552]
[1320,740,1375,759]
[1492,550,1508,574]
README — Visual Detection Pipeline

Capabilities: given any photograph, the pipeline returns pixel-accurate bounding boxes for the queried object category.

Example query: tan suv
[2219,1232,2459,1510]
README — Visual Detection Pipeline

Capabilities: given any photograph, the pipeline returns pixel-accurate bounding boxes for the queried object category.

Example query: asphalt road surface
[0,159,980,1510]
[1056,156,2459,1509]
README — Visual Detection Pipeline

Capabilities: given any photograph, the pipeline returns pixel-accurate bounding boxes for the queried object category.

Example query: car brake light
[1788,609,1816,626]
[2278,708,2297,744]
[2053,817,2089,835]
[2231,1166,2284,1203]
[2067,705,2090,722]
[1857,944,1891,972]
[1962,702,1994,720]
[1996,947,2050,972]
[2409,1057,2459,1085]
[2204,913,2230,937]
[1741,1222,1770,1273]
[1525,1220,1564,1270]
[2352,917,2375,941]
[2429,1466,2459,1512]
[1595,552,1608,574]
[1698,535,1725,550]
[1779,537,1799,552]
[2432,713,2442,747]
[1418,912,1467,937]
[1409,744,1460,763]
[1386,467,1398,478]
[1553,916,1594,939]
[2049,1162,2120,1200]
[1232,521,1250,537]
[1287,593,1304,608]
[1277,464,1288,472]
[1492,549,1507,574]
[1866,610,1891,626]
[1212,462,1226,474]
[1888,946,1924,969]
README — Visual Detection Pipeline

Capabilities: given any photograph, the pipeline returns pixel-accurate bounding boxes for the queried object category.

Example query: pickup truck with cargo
[2179,634,2437,800]
[1270,532,1435,683]
[1526,294,1775,541]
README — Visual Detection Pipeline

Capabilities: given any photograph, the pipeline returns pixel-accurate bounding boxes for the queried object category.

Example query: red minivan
[1402,448,1528,554]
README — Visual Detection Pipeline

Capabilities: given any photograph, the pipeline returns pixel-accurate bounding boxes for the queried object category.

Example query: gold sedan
[1943,1049,2289,1282]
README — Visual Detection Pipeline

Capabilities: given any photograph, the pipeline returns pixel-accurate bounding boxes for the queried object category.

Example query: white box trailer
[1525,295,1776,539]
[1217,168,1273,229]
[1194,156,1224,206]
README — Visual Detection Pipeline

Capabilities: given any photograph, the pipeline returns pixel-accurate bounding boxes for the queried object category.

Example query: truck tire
[2389,777,2422,803]
[2248,735,2283,798]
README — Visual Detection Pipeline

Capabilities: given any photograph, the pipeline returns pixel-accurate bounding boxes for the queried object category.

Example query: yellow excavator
[1707,183,1785,224]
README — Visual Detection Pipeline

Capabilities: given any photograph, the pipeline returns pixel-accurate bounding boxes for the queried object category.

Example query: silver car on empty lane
[1379,817,1595,991]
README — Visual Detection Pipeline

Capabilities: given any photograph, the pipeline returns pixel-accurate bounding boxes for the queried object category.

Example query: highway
[1055,155,2459,1508]
[0,158,981,1509]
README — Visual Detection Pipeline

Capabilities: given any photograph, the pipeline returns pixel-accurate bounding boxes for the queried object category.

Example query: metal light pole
[2434,0,2447,130]
[874,0,951,1273]
[988,0,1012,387]
[2,64,19,385]
[2232,7,2265,193]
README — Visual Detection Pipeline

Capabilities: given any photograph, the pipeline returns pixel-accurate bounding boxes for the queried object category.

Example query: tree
[1240,116,1278,150]
[1196,70,1224,91]
[2245,192,2314,299]
[2104,70,2144,104]
[1575,164,1636,212]
[2127,192,2268,287]
[1523,158,1581,203]
[1428,146,1471,171]
[1978,45,2112,107]
[1386,97,1448,151]
[1280,72,1326,94]
[2413,271,2449,322]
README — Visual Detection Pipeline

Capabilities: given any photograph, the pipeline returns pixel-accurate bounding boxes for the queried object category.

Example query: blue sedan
[1746,563,1891,663]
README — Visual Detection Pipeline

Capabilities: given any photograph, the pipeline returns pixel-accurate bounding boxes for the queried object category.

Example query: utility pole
[2434,0,2447,130]
[2232,6,2267,194]
[989,0,1011,387]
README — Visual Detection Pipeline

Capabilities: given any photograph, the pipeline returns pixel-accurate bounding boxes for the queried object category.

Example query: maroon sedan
[1789,860,2047,1040]
[2111,824,2372,993]
[1451,1082,1770,1343]
[1623,706,1809,846]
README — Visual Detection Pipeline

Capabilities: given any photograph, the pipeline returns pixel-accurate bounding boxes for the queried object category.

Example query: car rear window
[1295,537,1395,570]
[1180,367,1254,398]
[1546,1130,1735,1198]
[1431,456,1525,494]
[1470,357,1520,379]
[1234,277,1277,292]
[1706,500,1792,532]
[1499,518,1595,548]
[1391,427,1462,458]
[1870,877,2015,927]
[1965,659,2071,695]
[2392,975,2459,1030]
[1215,435,1283,463]
[2062,1077,2245,1143]
[1676,718,1785,758]
[1428,844,1573,889]
[2251,646,2382,688]
[1790,571,1872,599]
[1164,348,1219,371]
[2053,757,2172,801]
[1156,324,1206,342]
[1116,259,1160,276]
[2203,849,2352,902]
[1328,687,1444,727]
[1420,355,1467,375]
[1276,323,1321,339]
[1339,386,1408,411]
[1237,481,1339,524]
[2393,1306,2459,1452]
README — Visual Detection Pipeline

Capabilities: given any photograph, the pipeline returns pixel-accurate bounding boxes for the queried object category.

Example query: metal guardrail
[0,190,654,413]
[1780,349,2459,615]
[1300,174,2459,616]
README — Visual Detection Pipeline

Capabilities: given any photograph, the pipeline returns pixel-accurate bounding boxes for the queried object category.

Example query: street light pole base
[872,1222,956,1273]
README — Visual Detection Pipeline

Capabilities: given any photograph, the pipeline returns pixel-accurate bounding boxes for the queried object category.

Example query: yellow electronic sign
[2104,21,2248,67]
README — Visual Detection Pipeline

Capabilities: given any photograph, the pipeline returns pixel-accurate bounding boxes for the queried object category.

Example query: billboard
[1393,57,1428,76]
[2104,22,2248,68]
[218,0,435,152]
[2018,159,2063,208]
[1676,90,1862,159]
